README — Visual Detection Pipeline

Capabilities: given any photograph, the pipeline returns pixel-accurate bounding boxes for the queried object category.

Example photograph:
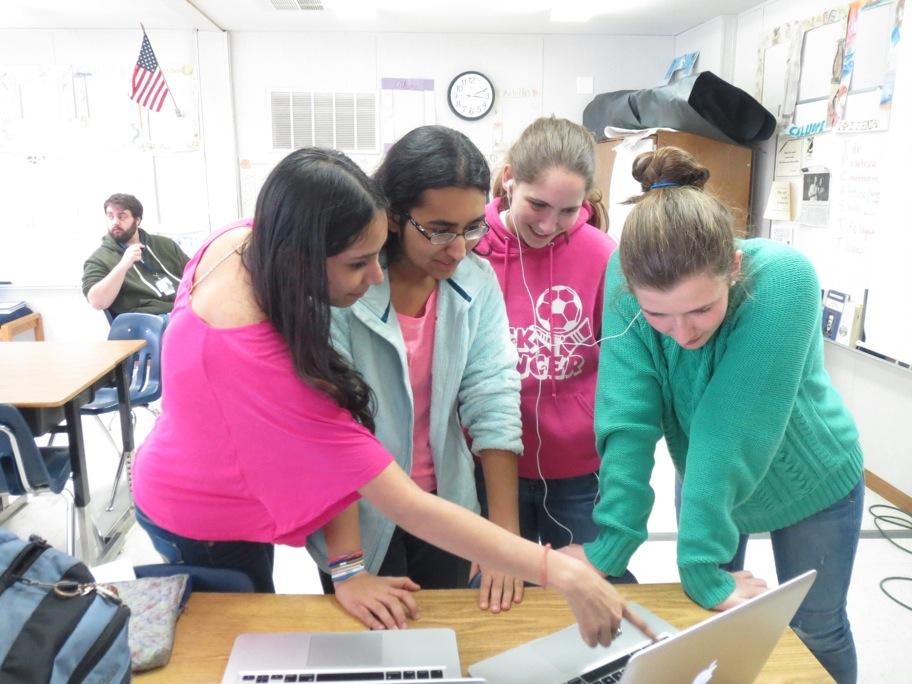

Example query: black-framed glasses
[403,212,490,246]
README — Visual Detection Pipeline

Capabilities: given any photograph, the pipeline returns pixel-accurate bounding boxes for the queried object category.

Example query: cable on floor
[869,504,912,612]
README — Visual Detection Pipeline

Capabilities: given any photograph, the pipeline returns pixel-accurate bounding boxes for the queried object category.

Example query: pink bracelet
[328,549,364,568]
[540,543,552,588]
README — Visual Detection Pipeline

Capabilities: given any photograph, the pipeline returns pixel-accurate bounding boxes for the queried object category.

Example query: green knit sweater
[584,238,863,608]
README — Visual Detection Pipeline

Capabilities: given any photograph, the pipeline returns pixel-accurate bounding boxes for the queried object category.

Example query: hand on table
[333,572,421,630]
[470,561,524,613]
[711,570,769,611]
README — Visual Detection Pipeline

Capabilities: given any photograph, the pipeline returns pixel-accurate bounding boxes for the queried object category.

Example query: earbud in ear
[505,179,514,191]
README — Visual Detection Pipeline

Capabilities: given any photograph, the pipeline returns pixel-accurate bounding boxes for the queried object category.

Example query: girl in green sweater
[564,147,863,683]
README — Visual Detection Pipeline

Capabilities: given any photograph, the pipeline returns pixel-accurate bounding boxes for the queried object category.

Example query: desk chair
[80,313,167,511]
[0,404,76,554]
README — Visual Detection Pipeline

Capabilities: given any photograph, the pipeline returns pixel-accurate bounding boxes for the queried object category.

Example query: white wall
[0,28,236,279]
[229,30,674,202]
[674,15,737,82]
[825,343,912,498]
[681,0,912,498]
[0,28,236,339]
[2,26,673,341]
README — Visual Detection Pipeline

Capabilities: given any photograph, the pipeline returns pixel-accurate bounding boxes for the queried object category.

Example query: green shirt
[82,229,190,317]
[585,238,863,608]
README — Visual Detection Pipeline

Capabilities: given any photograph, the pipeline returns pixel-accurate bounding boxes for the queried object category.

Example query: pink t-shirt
[396,288,438,492]
[132,221,393,546]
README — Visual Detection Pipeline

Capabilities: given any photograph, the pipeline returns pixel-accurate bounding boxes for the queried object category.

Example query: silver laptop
[221,628,485,683]
[469,570,816,684]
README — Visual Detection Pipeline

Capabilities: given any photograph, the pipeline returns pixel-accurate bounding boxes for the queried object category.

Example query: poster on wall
[758,0,905,138]
[757,6,848,137]
[831,0,905,133]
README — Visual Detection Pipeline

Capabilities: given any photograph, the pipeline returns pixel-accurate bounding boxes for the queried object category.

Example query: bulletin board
[757,0,910,364]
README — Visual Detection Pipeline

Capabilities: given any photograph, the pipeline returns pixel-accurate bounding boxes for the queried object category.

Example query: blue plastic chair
[0,404,76,554]
[81,313,167,510]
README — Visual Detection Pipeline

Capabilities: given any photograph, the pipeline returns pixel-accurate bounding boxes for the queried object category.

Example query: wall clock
[447,71,495,121]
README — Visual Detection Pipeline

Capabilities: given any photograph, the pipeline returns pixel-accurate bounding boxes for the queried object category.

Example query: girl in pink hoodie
[476,117,622,559]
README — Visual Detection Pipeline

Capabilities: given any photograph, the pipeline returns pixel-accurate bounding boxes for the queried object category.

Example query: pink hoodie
[477,197,616,479]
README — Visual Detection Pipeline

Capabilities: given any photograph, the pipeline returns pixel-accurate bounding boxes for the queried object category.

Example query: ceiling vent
[267,0,324,10]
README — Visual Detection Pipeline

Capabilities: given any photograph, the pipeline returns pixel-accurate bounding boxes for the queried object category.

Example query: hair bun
[631,147,710,193]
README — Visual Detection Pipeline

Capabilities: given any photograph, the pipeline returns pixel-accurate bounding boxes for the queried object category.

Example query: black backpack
[0,529,131,683]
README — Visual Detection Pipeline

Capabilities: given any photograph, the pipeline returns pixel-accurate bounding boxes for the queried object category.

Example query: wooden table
[0,340,145,563]
[0,311,44,341]
[136,586,831,683]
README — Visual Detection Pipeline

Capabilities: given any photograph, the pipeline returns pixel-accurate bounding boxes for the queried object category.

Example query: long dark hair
[243,147,386,431]
[374,125,490,263]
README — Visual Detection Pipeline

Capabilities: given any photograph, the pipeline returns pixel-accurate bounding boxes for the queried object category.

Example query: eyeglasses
[403,212,490,246]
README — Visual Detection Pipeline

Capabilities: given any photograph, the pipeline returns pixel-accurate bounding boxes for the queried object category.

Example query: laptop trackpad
[307,633,383,667]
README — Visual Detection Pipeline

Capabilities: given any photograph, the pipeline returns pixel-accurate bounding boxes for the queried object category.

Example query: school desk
[135,585,831,683]
[0,339,144,564]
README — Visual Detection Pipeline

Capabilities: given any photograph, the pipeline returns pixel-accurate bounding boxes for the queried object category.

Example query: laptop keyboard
[562,643,651,684]
[239,668,448,682]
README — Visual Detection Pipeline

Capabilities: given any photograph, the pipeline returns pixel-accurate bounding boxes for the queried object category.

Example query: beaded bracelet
[329,549,366,584]
[328,549,364,568]
[331,560,366,584]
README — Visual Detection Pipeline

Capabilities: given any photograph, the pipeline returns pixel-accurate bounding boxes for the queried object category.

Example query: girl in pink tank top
[131,146,651,648]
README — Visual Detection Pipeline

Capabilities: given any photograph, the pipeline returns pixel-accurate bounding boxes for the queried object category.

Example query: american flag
[131,33,169,112]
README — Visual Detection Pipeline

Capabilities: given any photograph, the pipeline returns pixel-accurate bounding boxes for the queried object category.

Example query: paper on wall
[764,180,794,221]
[775,138,803,177]
[799,171,831,227]
[770,222,795,245]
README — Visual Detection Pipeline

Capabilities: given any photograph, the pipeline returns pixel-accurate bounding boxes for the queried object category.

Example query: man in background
[82,193,190,318]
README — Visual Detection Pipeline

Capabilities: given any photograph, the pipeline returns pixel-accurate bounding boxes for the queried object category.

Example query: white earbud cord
[508,206,641,546]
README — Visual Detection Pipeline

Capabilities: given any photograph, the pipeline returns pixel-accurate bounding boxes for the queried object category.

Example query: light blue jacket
[306,254,523,574]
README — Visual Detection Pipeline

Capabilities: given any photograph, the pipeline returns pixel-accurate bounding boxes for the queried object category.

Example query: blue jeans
[517,473,601,547]
[675,476,862,682]
[769,478,863,684]
[475,466,635,584]
[134,506,276,593]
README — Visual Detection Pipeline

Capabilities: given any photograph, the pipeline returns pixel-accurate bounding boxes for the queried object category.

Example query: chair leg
[103,410,139,512]
[92,414,123,456]
[75,502,101,563]
[106,449,130,512]
[62,489,76,557]
[139,404,160,419]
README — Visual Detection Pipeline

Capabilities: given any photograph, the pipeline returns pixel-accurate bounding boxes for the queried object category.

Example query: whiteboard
[767,128,911,364]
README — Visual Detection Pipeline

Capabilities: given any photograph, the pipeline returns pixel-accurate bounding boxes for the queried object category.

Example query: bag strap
[0,535,49,598]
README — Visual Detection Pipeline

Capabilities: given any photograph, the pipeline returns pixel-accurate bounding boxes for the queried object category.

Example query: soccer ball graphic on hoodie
[510,285,593,381]
[535,285,582,333]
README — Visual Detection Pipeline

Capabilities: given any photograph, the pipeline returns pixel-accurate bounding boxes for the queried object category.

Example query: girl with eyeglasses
[133,146,652,647]
[307,125,528,620]
[475,117,621,566]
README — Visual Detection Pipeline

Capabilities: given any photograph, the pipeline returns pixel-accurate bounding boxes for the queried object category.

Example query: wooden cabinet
[595,130,753,234]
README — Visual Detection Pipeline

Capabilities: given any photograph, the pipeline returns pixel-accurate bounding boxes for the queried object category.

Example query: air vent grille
[268,0,324,10]
[270,90,378,153]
